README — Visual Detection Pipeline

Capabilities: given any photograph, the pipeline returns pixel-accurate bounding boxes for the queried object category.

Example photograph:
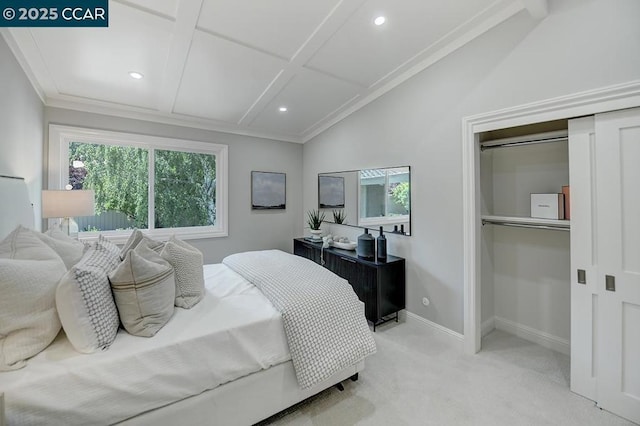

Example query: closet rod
[480,136,568,151]
[482,220,570,232]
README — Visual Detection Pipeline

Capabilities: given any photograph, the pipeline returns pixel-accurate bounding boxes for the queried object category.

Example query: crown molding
[0,29,46,103]
[45,96,303,143]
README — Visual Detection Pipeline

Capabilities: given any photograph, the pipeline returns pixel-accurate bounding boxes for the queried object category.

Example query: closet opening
[478,119,572,387]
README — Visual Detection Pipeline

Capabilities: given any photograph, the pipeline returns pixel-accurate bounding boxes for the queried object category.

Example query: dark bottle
[357,228,375,260]
[377,226,387,261]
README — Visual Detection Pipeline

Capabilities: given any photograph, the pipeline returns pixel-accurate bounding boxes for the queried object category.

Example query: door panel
[594,108,640,423]
[622,302,640,397]
[569,116,598,400]
[620,127,640,274]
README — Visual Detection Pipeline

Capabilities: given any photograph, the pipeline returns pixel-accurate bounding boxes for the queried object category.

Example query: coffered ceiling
[2,0,547,142]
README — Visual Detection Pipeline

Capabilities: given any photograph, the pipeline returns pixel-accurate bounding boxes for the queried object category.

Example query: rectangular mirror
[318,166,411,236]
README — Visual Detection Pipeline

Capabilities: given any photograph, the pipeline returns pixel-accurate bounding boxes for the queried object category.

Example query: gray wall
[303,0,640,334]
[483,142,571,341]
[0,35,44,229]
[44,108,303,263]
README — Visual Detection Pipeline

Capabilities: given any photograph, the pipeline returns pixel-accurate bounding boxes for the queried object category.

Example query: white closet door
[568,117,597,401]
[594,107,640,424]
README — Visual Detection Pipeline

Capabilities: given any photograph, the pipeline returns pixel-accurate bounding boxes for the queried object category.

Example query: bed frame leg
[335,373,359,391]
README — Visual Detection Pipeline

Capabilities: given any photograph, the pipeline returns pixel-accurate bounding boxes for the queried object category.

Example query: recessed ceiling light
[374,16,386,26]
[129,71,144,80]
[279,106,288,112]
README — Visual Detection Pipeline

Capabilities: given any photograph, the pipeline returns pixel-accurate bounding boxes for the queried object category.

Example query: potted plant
[332,209,347,224]
[307,209,325,239]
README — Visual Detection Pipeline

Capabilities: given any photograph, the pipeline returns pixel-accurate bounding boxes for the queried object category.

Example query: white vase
[309,229,323,239]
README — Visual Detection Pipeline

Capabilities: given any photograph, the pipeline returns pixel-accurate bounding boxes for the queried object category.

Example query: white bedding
[0,264,290,426]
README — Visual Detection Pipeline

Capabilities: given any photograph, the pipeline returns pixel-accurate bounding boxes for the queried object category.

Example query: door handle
[577,269,586,284]
[605,275,615,292]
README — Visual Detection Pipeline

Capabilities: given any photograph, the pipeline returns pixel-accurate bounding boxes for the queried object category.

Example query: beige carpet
[258,320,634,425]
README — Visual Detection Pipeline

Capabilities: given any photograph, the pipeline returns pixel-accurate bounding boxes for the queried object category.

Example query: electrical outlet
[422,297,430,307]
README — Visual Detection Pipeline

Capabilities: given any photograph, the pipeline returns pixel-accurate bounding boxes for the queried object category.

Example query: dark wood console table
[293,238,405,331]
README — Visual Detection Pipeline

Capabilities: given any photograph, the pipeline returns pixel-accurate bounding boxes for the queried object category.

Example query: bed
[0,176,376,425]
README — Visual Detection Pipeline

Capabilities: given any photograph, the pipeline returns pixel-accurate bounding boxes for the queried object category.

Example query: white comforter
[0,264,290,426]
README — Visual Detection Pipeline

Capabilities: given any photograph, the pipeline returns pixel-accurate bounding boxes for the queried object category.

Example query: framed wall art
[251,171,286,210]
[318,175,345,208]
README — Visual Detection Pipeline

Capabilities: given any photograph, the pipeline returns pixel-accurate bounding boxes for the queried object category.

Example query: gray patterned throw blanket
[223,250,376,389]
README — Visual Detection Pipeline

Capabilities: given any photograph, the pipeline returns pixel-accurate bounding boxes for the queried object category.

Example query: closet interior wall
[480,120,571,355]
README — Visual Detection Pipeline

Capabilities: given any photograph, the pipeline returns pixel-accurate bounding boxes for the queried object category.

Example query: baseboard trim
[493,316,570,356]
[481,317,495,337]
[402,311,464,347]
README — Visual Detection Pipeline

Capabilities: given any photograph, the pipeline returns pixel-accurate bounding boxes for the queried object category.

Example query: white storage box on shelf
[530,193,565,220]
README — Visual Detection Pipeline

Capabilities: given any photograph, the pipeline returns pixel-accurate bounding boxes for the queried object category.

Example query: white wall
[0,35,44,229]
[303,0,640,334]
[43,107,303,263]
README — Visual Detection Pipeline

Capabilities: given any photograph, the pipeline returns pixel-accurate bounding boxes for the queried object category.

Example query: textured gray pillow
[0,226,66,370]
[109,243,175,337]
[161,236,204,309]
[94,233,121,263]
[56,246,121,353]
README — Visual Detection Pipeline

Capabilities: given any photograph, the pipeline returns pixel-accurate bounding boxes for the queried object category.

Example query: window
[358,167,410,227]
[49,125,228,242]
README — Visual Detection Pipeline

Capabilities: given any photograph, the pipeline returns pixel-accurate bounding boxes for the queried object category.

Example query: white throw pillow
[32,228,85,269]
[119,229,144,260]
[161,236,205,309]
[0,226,66,370]
[109,243,175,337]
[119,229,164,259]
[140,236,164,253]
[56,246,121,353]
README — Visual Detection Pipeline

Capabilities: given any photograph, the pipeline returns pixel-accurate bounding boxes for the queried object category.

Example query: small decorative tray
[331,241,357,250]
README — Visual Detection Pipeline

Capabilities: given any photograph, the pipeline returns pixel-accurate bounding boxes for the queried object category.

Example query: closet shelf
[481,215,570,231]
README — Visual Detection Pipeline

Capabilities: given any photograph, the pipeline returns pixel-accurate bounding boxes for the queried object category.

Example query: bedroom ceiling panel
[196,0,340,60]
[172,30,287,123]
[249,68,362,136]
[28,2,173,110]
[3,0,534,142]
[306,0,497,88]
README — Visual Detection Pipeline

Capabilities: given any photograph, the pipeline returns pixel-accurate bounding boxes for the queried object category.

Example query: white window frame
[48,124,228,243]
[357,169,410,228]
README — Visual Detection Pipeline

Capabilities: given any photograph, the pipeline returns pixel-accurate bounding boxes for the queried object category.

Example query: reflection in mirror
[318,166,411,236]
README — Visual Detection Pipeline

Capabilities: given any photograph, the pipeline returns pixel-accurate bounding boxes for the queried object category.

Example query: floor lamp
[42,190,95,237]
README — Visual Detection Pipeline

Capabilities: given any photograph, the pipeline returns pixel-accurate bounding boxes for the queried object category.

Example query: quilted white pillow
[0,226,66,370]
[109,243,175,337]
[161,236,204,309]
[33,228,85,269]
[56,245,121,354]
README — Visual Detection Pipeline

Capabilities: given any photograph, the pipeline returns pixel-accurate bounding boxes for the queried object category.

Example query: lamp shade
[42,190,95,218]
